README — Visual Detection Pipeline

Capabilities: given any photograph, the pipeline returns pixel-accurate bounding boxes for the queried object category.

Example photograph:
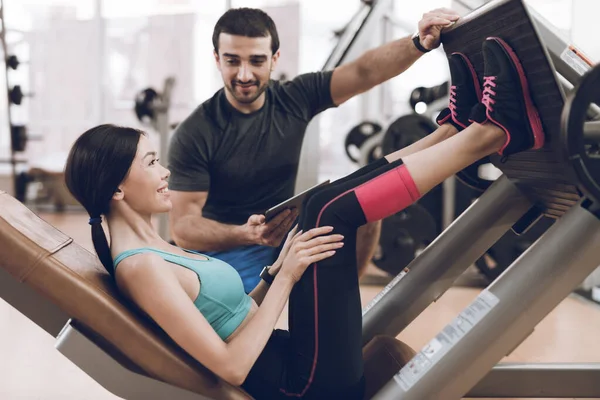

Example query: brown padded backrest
[0,191,250,400]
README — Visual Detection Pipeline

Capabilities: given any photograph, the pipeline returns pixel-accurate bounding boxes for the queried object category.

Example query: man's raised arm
[329,8,460,106]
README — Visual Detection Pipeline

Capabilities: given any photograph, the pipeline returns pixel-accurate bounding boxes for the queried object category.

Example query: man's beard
[227,80,269,104]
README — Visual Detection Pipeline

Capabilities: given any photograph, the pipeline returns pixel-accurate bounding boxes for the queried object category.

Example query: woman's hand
[270,224,299,275]
[278,226,344,283]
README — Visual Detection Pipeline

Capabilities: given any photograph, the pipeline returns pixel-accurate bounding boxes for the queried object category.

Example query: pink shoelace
[448,85,458,118]
[481,76,497,112]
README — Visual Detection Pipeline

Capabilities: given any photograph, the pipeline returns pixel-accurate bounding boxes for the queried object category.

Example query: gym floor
[1,211,599,400]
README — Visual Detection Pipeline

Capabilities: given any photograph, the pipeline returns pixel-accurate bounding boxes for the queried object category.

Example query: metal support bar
[537,10,600,122]
[442,176,457,229]
[467,363,600,397]
[0,267,70,337]
[584,121,600,142]
[372,201,600,400]
[528,6,587,87]
[55,321,210,400]
[322,0,391,70]
[590,103,600,121]
[362,175,531,345]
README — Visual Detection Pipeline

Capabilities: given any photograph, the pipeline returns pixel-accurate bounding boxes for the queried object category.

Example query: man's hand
[243,208,298,247]
[418,8,460,51]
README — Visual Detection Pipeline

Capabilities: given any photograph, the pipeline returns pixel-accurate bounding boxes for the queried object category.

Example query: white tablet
[264,180,330,222]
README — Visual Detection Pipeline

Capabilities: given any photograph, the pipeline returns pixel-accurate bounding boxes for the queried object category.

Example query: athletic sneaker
[436,52,482,131]
[469,37,545,156]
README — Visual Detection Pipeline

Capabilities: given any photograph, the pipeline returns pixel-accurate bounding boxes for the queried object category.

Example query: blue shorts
[204,244,279,293]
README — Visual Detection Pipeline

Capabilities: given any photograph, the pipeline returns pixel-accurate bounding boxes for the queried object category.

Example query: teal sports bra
[113,248,252,340]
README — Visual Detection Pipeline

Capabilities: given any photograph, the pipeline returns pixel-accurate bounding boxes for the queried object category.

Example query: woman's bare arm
[118,253,294,386]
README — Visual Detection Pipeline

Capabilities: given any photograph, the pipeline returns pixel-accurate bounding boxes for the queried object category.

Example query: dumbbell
[8,85,34,105]
[11,125,42,152]
[134,88,159,122]
[6,55,19,70]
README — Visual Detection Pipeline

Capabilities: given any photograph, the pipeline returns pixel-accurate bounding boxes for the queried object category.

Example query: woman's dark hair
[212,8,280,55]
[64,124,144,278]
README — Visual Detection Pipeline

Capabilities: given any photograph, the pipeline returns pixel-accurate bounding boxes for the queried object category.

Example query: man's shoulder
[269,71,334,101]
[174,90,226,138]
[267,71,334,118]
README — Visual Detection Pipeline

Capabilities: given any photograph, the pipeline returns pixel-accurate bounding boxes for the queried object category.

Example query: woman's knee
[302,190,367,230]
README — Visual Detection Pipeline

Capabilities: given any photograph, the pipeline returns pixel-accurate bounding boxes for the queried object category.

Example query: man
[168,7,460,293]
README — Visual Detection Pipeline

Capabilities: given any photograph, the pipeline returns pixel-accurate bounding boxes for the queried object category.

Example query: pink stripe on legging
[355,165,421,223]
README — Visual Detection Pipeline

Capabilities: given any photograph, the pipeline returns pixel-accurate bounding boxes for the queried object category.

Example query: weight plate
[381,114,437,156]
[344,121,383,163]
[455,156,494,192]
[358,134,384,167]
[9,85,23,105]
[373,203,437,276]
[409,81,449,110]
[6,55,20,70]
[561,63,600,204]
[10,125,27,153]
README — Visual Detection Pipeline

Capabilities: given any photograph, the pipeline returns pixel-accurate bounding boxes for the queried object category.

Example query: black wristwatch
[411,32,431,53]
[260,265,275,285]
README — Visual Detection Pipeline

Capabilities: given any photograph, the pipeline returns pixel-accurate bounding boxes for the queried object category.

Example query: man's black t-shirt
[168,71,336,225]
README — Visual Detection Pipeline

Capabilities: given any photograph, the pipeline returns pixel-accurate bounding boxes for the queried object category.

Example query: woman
[65,37,544,399]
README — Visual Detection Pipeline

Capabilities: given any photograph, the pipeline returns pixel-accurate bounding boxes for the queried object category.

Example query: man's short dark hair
[212,8,280,55]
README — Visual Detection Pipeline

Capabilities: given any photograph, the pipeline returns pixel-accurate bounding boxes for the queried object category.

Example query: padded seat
[0,191,249,399]
[0,191,415,399]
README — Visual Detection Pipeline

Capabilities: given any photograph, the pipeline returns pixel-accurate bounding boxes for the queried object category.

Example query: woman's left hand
[269,224,300,275]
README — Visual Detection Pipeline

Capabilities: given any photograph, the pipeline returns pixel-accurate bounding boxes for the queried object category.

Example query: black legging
[242,157,420,399]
